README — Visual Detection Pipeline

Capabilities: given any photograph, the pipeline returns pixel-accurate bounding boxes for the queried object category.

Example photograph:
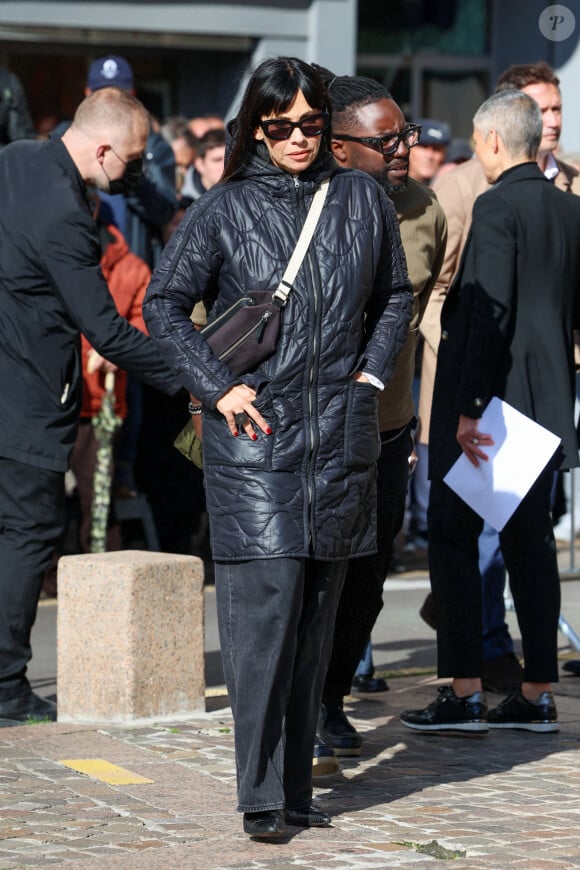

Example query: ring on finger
[471,437,479,445]
[235,411,249,428]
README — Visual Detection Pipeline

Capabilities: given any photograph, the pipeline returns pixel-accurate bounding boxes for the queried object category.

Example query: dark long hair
[222,56,331,181]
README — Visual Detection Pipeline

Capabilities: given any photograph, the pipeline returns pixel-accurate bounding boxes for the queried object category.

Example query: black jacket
[144,149,412,561]
[429,162,580,479]
[0,136,180,472]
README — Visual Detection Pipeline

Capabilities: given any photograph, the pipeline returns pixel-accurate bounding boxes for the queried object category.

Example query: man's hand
[86,349,118,375]
[456,414,494,467]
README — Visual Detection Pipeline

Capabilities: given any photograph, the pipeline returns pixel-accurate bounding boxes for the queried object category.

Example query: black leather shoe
[243,809,285,838]
[319,702,362,756]
[400,686,488,733]
[488,689,558,732]
[285,805,331,827]
[352,674,389,693]
[563,659,580,676]
[0,680,56,723]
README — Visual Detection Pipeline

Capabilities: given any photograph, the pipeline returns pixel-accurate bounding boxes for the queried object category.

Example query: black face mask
[107,158,143,196]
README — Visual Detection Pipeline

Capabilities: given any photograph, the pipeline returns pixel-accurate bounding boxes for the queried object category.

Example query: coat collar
[47,135,93,212]
[492,160,545,188]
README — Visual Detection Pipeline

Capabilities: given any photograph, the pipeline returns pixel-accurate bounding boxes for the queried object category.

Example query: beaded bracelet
[188,402,203,416]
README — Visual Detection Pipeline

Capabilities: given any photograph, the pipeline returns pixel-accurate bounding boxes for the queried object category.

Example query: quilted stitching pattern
[144,153,412,559]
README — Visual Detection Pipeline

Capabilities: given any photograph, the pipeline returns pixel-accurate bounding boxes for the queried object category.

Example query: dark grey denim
[215,557,347,813]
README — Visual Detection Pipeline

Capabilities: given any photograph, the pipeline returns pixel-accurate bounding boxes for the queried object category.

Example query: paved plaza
[0,557,579,869]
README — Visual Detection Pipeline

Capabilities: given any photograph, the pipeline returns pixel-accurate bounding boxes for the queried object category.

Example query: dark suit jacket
[0,136,179,472]
[429,161,580,479]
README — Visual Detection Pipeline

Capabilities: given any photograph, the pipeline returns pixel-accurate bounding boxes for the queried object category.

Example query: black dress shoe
[351,674,389,693]
[285,805,331,827]
[0,680,56,723]
[319,703,362,756]
[243,809,285,838]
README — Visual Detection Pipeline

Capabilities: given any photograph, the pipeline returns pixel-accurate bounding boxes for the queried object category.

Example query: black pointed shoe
[285,805,331,827]
[243,809,285,839]
[400,686,488,733]
[487,689,559,732]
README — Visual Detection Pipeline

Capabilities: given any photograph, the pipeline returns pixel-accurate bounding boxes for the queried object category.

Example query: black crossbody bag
[201,178,329,376]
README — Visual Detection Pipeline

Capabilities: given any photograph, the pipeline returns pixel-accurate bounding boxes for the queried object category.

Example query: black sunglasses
[333,124,422,156]
[259,112,329,142]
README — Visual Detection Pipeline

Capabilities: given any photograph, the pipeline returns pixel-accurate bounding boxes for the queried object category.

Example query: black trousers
[0,457,65,685]
[323,425,413,704]
[428,462,561,683]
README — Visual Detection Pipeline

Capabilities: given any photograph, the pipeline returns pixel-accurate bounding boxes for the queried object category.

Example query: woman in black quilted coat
[143,57,412,838]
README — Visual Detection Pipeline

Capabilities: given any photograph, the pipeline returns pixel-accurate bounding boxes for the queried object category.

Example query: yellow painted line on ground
[59,759,153,784]
[205,686,228,697]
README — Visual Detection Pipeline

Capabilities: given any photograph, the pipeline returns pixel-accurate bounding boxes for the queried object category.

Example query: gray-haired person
[401,89,580,734]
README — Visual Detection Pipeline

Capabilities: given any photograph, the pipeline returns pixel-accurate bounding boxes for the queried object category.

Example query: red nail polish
[265,427,272,435]
[233,431,238,437]
[251,434,258,441]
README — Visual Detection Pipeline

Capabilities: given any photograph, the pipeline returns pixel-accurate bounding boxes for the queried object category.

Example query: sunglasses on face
[333,124,422,156]
[258,112,329,142]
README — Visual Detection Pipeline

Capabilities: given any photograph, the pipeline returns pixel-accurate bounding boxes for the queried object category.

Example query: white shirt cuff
[361,371,384,390]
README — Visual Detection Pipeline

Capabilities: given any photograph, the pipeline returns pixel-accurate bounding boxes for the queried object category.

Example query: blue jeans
[355,639,374,677]
[479,521,513,663]
[215,557,347,813]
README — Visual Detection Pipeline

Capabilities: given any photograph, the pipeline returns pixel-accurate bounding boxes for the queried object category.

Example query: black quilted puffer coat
[143,148,412,561]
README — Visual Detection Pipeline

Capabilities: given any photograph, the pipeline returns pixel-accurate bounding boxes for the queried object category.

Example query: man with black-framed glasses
[332,123,421,161]
[311,69,447,765]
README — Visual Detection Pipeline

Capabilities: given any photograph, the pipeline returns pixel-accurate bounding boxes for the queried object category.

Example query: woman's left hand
[216,384,273,440]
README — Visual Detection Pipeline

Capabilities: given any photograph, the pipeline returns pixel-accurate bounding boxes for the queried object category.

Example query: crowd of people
[0,52,579,840]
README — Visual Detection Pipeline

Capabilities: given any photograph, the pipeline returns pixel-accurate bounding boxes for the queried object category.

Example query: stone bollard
[57,551,205,724]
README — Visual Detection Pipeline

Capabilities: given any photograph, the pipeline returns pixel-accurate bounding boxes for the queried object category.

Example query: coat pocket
[343,382,381,468]
[202,399,274,470]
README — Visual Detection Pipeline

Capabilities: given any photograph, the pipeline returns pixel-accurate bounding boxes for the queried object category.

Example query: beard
[367,164,408,196]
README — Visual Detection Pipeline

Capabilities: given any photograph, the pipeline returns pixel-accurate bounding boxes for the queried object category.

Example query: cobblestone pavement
[0,671,579,870]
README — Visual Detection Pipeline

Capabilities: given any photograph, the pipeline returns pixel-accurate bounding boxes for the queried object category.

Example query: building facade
[1,1,579,151]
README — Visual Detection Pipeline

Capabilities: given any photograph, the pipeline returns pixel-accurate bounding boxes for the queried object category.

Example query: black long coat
[429,162,580,480]
[0,137,179,472]
[144,150,412,561]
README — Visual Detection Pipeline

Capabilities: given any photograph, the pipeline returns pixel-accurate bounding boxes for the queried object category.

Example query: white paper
[443,397,561,531]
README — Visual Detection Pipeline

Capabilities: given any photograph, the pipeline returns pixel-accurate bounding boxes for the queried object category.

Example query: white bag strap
[273,177,330,306]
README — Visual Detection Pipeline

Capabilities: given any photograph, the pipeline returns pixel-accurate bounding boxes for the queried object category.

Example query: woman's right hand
[216,384,273,440]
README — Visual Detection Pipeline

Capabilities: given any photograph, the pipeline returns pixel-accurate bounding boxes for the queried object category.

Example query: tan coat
[417,156,580,443]
[378,177,447,432]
